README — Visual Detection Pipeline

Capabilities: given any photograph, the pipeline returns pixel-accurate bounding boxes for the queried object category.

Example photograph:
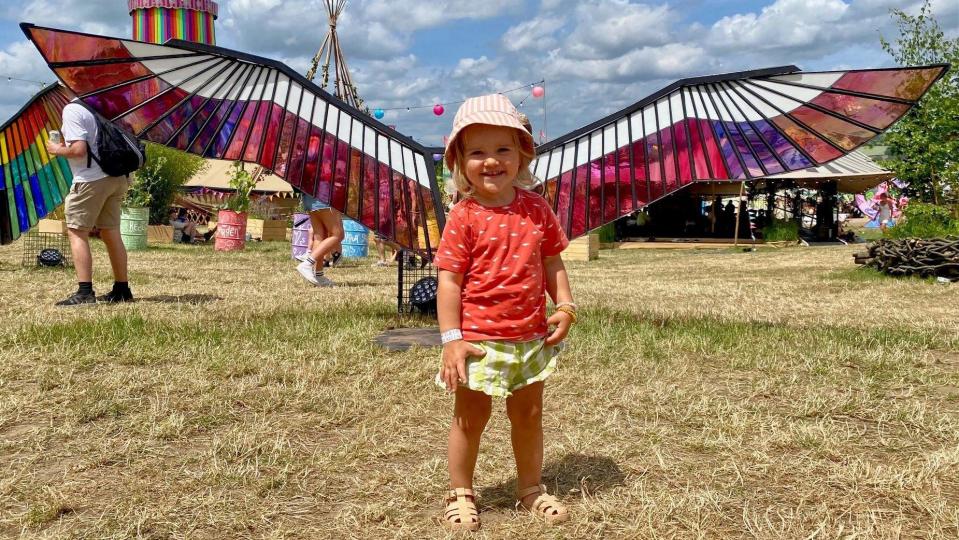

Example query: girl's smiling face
[461,124,521,206]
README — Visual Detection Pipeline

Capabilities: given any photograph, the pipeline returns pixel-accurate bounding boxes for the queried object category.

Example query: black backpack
[71,101,146,177]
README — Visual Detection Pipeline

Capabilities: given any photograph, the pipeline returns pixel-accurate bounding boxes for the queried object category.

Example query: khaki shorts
[65,176,130,231]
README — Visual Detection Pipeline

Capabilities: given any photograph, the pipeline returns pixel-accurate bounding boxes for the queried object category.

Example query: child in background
[433,94,576,531]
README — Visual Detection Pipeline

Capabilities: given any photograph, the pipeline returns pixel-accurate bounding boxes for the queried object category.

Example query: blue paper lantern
[373,108,385,119]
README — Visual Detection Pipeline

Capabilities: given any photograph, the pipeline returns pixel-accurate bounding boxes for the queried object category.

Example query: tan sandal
[443,487,480,531]
[516,484,569,524]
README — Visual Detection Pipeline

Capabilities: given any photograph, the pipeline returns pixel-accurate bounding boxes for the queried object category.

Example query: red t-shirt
[434,189,569,341]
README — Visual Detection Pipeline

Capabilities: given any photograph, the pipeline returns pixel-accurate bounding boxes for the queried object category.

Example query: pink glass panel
[272,110,298,177]
[571,163,589,238]
[285,117,310,187]
[30,29,132,63]
[222,100,254,160]
[810,92,910,130]
[588,160,603,230]
[771,116,842,163]
[332,139,351,209]
[709,122,743,179]
[56,62,151,96]
[300,128,322,195]
[315,133,335,203]
[258,103,285,170]
[113,87,189,135]
[695,119,728,179]
[556,170,573,233]
[240,101,270,162]
[376,162,393,238]
[601,153,617,222]
[672,122,693,183]
[85,77,167,120]
[789,106,872,150]
[687,119,711,179]
[832,68,943,101]
[360,154,377,230]
[625,143,642,209]
[143,95,205,145]
[659,127,678,193]
[347,149,362,218]
[646,134,664,200]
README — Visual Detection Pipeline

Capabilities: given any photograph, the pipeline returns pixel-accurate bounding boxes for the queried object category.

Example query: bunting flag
[529,65,947,239]
[21,23,445,256]
[0,84,75,245]
[21,22,946,245]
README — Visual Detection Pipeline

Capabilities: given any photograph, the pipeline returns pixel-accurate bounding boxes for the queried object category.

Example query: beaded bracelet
[555,305,578,324]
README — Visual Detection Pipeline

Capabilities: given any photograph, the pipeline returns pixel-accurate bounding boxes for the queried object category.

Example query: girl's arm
[438,269,484,391]
[543,254,575,346]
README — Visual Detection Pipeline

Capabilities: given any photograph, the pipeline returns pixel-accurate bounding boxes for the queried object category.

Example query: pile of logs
[853,237,959,280]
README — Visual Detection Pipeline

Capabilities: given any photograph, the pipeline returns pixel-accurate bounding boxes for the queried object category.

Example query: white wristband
[441,329,463,344]
[555,301,577,310]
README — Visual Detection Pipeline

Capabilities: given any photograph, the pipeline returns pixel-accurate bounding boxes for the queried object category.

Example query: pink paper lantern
[532,86,545,98]
[433,104,445,116]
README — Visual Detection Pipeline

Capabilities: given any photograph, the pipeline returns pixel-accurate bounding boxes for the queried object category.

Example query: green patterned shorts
[435,339,561,397]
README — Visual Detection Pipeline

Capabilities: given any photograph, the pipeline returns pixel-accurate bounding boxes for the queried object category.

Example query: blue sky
[1,0,956,145]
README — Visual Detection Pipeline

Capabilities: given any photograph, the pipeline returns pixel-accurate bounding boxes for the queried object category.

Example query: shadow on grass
[138,294,222,305]
[479,453,625,509]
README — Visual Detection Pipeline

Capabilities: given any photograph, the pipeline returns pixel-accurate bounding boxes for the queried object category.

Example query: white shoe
[296,261,319,285]
[294,252,309,263]
[314,273,334,287]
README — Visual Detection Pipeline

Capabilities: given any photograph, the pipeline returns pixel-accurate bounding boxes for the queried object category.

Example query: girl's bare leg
[448,386,492,490]
[506,381,544,507]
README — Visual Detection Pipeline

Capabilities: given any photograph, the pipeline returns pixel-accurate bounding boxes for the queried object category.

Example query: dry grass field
[0,240,957,539]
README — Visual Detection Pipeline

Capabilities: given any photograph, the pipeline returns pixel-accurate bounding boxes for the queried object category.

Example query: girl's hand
[545,310,574,346]
[441,340,485,392]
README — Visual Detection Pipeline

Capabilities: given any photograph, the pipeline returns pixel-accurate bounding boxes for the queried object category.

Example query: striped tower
[129,0,218,45]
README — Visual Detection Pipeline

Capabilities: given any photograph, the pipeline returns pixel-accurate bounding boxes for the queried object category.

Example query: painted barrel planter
[342,219,369,258]
[120,206,149,250]
[291,212,311,260]
[214,209,247,252]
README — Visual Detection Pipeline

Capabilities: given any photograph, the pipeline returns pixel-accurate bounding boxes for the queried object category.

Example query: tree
[879,0,959,211]
[139,143,208,224]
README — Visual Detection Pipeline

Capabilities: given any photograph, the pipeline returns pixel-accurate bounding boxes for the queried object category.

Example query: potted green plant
[120,159,157,250]
[215,162,258,251]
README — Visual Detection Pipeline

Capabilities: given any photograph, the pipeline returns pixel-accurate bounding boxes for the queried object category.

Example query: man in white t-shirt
[46,101,133,306]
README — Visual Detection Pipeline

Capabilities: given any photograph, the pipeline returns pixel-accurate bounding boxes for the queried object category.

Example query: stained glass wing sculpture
[0,83,75,245]
[530,65,948,239]
[21,23,444,256]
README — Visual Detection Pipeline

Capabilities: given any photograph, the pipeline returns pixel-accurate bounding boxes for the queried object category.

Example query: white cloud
[452,56,499,78]
[564,1,679,59]
[502,16,566,52]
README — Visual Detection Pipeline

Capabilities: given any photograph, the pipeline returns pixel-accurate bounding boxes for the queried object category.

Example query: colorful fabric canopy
[21,23,946,246]
[21,23,445,256]
[0,84,75,245]
[530,65,947,239]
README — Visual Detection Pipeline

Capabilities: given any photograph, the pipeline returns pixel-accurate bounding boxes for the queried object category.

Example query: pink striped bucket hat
[445,94,534,169]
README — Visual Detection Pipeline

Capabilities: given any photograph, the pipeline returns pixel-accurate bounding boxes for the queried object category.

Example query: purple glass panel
[210,99,246,157]
[571,163,589,238]
[360,154,377,230]
[624,143,642,209]
[222,100,253,160]
[770,116,842,163]
[143,95,205,145]
[646,133,664,200]
[285,117,309,187]
[752,119,810,169]
[113,87,190,135]
[84,77,168,121]
[376,162,394,238]
[832,68,943,101]
[659,127,678,193]
[724,122,763,177]
[556,170,573,234]
[789,106,872,150]
[588,160,602,230]
[810,92,910,130]
[316,134,335,203]
[739,122,784,174]
[240,101,271,162]
[672,122,693,183]
[710,122,743,179]
[192,97,237,155]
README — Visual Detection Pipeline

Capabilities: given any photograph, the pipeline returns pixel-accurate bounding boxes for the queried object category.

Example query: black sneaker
[330,251,342,266]
[99,289,134,303]
[55,291,96,307]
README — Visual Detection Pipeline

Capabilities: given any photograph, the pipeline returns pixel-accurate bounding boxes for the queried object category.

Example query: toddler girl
[433,94,577,531]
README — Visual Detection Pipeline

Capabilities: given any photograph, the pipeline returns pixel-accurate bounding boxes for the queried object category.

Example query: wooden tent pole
[733,181,745,247]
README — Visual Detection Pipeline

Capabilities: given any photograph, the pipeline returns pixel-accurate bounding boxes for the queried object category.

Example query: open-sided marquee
[0,83,75,245]
[18,23,947,252]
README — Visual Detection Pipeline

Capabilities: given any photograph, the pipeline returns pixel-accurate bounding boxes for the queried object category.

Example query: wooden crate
[147,225,174,244]
[247,218,287,241]
[38,219,66,234]
[563,233,599,261]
